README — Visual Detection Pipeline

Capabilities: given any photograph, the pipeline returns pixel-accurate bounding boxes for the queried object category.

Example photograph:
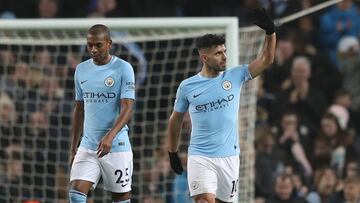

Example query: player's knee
[69,189,87,203]
[194,197,211,203]
[112,200,130,203]
[195,200,210,203]
[112,191,131,202]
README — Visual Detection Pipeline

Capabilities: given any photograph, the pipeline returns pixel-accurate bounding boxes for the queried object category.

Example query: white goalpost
[0,17,261,203]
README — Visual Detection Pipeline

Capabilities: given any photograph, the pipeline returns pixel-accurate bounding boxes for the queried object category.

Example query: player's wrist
[265,26,275,35]
[168,151,178,156]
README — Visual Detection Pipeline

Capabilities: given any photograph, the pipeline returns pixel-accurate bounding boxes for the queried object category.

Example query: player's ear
[200,53,207,63]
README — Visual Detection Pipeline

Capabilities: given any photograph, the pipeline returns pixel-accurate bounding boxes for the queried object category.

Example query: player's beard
[209,62,226,72]
[92,53,108,64]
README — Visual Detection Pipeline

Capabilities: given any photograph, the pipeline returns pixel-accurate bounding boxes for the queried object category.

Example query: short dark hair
[196,34,225,50]
[88,24,111,41]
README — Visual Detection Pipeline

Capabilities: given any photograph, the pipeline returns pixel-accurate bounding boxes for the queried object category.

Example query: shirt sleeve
[242,64,253,81]
[120,62,136,100]
[74,66,83,101]
[174,83,189,113]
[227,64,252,87]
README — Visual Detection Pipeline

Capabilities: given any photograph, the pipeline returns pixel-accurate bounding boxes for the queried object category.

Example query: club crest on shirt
[191,181,200,190]
[222,80,232,90]
[104,77,115,87]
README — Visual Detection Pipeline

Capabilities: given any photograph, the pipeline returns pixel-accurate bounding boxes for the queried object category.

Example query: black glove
[251,8,275,35]
[168,151,184,175]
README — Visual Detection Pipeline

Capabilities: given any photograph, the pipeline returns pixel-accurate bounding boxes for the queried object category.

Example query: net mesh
[0,25,263,202]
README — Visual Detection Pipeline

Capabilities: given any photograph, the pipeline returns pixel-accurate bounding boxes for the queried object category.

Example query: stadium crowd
[0,0,360,202]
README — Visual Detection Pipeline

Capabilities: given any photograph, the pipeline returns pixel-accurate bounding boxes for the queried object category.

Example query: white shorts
[187,155,239,202]
[70,147,133,193]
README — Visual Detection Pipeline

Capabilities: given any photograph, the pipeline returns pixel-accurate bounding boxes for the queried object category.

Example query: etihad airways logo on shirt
[83,92,116,103]
[195,94,234,112]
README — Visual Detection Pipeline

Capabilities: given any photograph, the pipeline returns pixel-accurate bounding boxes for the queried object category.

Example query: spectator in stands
[337,36,360,112]
[0,91,17,129]
[292,16,318,57]
[25,111,57,162]
[87,0,118,17]
[140,0,184,17]
[319,0,360,66]
[0,50,16,75]
[291,173,321,203]
[0,0,37,18]
[311,136,332,171]
[259,0,302,19]
[313,167,338,203]
[265,173,308,203]
[0,143,43,202]
[34,50,55,76]
[274,56,326,130]
[310,52,343,105]
[274,111,313,178]
[37,0,60,18]
[141,159,165,202]
[23,111,58,199]
[328,176,360,203]
[256,75,276,126]
[38,77,65,125]
[336,37,360,159]
[255,130,278,200]
[319,112,357,177]
[343,160,359,179]
[263,38,295,95]
[0,91,21,148]
[330,89,358,130]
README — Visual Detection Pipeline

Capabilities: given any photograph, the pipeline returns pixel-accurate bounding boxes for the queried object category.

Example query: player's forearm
[249,33,276,77]
[167,114,183,152]
[260,33,276,65]
[108,99,134,138]
[70,108,84,154]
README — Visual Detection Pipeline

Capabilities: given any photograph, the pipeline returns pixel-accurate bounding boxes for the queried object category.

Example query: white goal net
[0,18,262,203]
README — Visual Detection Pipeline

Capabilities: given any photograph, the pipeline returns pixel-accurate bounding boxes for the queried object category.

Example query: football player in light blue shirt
[69,24,135,203]
[167,8,276,203]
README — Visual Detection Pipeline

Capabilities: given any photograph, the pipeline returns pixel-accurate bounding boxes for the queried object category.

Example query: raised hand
[252,8,275,35]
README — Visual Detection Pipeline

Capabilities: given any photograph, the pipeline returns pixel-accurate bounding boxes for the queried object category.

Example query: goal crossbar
[0,17,239,67]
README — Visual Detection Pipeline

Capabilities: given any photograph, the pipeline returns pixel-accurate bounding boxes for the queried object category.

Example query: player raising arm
[167,8,276,203]
[69,24,135,203]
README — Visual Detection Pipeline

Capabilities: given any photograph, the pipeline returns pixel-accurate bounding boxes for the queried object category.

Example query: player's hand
[168,151,184,175]
[97,132,115,158]
[252,8,275,35]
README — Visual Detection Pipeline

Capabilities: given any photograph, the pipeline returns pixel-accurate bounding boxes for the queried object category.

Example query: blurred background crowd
[0,0,360,202]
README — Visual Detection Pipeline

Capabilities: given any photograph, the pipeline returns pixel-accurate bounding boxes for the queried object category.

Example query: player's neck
[199,66,220,78]
[94,54,112,65]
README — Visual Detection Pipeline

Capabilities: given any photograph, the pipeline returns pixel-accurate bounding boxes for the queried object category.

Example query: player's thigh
[70,148,101,191]
[188,155,218,197]
[100,151,133,193]
[215,155,239,203]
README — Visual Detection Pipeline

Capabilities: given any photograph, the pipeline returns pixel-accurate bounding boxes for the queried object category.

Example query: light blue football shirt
[174,65,252,157]
[74,56,135,152]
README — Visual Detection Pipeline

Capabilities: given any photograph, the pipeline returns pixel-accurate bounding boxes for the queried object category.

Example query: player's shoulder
[225,64,249,73]
[75,58,92,72]
[224,64,250,77]
[112,56,133,70]
[179,74,200,88]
